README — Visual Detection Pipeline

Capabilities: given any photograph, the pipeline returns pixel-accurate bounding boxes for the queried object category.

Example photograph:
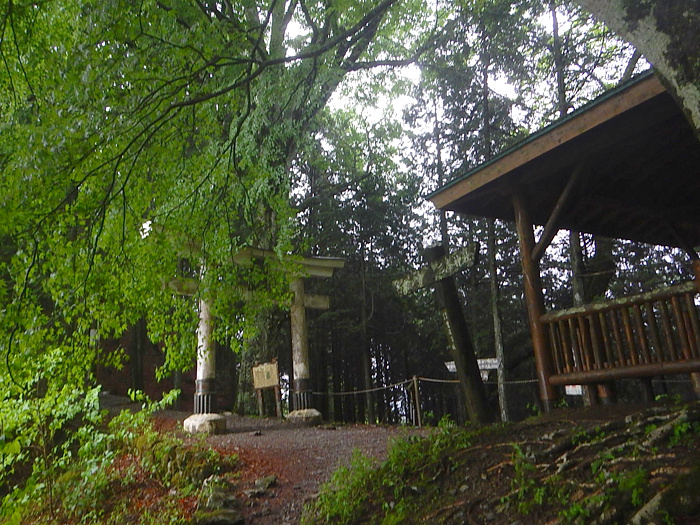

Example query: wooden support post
[425,245,492,424]
[531,160,587,262]
[597,383,616,405]
[692,259,700,397]
[256,389,264,417]
[412,376,422,429]
[512,192,557,411]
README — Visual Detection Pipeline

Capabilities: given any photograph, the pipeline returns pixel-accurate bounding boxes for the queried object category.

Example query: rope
[417,376,458,384]
[485,379,538,385]
[311,376,540,397]
[312,379,413,397]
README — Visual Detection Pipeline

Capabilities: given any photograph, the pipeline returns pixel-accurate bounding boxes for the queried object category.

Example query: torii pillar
[184,295,227,434]
[161,274,226,434]
[233,248,344,424]
[289,277,333,415]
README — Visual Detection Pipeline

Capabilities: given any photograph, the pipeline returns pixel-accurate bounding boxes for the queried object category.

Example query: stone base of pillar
[183,413,227,435]
[195,378,216,414]
[287,408,322,426]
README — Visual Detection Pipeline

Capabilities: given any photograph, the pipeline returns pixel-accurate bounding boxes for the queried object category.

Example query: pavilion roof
[428,71,700,249]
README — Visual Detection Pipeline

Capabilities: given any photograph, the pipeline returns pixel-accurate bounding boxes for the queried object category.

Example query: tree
[573,0,700,139]
[0,0,433,393]
[0,1,433,515]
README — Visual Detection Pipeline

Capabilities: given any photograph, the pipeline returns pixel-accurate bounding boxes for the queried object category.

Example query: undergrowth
[0,389,236,524]
[303,403,700,525]
[301,416,475,525]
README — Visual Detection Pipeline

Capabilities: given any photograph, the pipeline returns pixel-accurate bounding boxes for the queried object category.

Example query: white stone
[287,408,322,426]
[183,413,227,435]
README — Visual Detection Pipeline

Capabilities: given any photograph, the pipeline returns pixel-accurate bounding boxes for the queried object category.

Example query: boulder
[183,414,227,435]
[286,408,322,426]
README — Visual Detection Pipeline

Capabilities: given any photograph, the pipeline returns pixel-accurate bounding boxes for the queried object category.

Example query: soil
[149,401,700,525]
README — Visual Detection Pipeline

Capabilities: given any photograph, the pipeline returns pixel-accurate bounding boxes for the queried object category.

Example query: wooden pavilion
[428,71,700,411]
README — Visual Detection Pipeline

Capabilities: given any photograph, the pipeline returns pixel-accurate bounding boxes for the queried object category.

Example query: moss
[621,0,653,29]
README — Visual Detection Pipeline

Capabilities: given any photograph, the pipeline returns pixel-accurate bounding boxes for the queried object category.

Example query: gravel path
[161,412,426,524]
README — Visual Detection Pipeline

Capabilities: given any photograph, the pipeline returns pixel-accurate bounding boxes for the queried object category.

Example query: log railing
[541,282,700,385]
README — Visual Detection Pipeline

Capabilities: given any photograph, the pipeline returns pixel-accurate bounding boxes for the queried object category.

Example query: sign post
[252,361,282,418]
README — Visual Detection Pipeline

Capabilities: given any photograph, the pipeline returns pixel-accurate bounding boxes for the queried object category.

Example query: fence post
[413,376,422,428]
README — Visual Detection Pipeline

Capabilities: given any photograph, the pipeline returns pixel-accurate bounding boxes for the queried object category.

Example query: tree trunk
[360,241,376,423]
[480,28,509,422]
[433,99,450,250]
[550,1,569,119]
[425,245,492,424]
[574,0,700,140]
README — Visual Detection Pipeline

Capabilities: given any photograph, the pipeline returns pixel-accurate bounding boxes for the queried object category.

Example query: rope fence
[307,375,543,427]
[304,375,696,428]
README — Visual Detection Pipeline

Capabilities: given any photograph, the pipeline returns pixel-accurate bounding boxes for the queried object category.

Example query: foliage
[500,444,568,514]
[302,418,475,524]
[0,388,235,524]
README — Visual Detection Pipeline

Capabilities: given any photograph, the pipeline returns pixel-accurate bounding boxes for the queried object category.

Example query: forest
[1,0,699,522]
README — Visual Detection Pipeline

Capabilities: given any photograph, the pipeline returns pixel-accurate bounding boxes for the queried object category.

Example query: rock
[198,476,242,513]
[287,408,322,426]
[191,509,244,525]
[255,475,278,490]
[244,488,267,498]
[183,414,227,435]
[202,487,241,511]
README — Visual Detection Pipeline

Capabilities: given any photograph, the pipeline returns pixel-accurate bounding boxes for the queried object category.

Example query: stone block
[286,408,322,426]
[183,413,227,435]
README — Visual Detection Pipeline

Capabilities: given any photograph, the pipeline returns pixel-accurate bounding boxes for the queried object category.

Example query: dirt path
[158,413,426,524]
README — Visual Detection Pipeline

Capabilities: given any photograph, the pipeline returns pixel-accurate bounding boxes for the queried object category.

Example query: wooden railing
[541,282,700,385]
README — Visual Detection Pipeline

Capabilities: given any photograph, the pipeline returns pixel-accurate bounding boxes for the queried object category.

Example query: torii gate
[233,248,344,423]
[172,249,343,432]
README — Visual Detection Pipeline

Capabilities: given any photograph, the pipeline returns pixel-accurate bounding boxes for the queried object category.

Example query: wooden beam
[541,281,696,323]
[577,195,700,235]
[430,74,665,211]
[531,160,588,262]
[392,243,478,295]
[304,294,330,310]
[163,277,198,296]
[550,359,700,385]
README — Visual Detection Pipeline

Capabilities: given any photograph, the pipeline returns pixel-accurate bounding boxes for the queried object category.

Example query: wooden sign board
[253,362,280,389]
[446,358,500,381]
